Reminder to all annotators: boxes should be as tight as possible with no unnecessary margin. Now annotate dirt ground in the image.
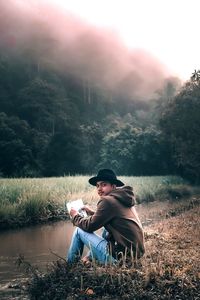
[5,197,200,299]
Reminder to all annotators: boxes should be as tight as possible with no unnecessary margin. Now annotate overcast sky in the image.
[49,0,200,81]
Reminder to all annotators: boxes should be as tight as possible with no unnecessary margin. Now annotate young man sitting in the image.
[67,169,145,265]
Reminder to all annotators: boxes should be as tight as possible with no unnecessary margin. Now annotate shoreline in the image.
[3,197,199,300]
[0,213,70,232]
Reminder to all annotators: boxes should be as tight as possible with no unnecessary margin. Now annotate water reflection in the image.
[0,221,74,284]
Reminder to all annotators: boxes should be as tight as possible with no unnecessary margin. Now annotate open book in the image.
[66,199,87,218]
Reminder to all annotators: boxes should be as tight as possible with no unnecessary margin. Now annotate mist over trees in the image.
[0,1,199,183]
[0,50,199,183]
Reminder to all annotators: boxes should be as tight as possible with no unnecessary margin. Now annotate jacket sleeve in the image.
[72,197,115,233]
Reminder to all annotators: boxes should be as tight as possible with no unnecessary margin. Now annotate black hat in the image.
[89,169,124,187]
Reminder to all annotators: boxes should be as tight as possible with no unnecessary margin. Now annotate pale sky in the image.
[49,0,200,81]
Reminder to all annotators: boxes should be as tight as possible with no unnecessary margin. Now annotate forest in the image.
[0,46,200,183]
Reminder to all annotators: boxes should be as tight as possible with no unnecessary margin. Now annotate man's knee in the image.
[74,227,84,237]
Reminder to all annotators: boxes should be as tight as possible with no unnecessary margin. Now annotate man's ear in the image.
[112,184,116,189]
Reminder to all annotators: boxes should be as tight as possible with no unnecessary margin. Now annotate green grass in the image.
[121,175,189,203]
[0,175,195,229]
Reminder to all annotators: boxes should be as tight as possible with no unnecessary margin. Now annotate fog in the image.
[0,0,172,99]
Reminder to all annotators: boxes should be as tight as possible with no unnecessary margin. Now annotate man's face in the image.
[96,181,116,197]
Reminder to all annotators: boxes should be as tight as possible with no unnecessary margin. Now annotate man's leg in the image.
[102,227,109,239]
[67,227,85,263]
[83,227,109,263]
[67,227,115,264]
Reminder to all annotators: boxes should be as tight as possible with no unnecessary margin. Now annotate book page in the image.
[66,199,87,218]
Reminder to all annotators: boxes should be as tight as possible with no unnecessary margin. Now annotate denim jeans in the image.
[67,227,116,264]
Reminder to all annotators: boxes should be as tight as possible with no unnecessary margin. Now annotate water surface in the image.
[0,221,74,285]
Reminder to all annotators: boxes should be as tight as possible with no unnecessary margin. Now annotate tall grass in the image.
[120,175,189,203]
[0,175,194,228]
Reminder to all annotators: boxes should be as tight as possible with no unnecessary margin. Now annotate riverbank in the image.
[0,176,197,230]
[0,210,69,230]
[10,196,200,300]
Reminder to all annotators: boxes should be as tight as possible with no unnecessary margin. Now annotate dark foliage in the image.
[0,52,199,180]
[159,73,200,183]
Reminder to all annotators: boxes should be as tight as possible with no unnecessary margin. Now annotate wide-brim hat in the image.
[89,169,124,187]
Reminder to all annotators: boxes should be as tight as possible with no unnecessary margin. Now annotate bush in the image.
[166,185,192,201]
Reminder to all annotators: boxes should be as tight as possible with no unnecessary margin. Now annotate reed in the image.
[0,175,193,229]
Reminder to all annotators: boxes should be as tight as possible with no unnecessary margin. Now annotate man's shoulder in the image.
[98,195,116,204]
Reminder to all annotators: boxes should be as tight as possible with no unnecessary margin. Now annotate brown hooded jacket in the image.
[72,186,145,258]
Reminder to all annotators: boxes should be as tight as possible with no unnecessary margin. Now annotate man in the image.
[67,169,145,265]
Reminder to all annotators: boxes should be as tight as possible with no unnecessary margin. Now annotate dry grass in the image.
[142,203,200,298]
[23,196,200,300]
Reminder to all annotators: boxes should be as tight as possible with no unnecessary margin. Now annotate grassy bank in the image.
[17,196,200,300]
[0,175,197,230]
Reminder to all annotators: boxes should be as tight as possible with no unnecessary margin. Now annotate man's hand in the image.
[69,208,78,218]
[82,205,95,215]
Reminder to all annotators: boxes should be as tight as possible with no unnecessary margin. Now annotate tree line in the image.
[0,53,199,183]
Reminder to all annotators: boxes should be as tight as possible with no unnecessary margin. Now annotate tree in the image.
[99,120,170,175]
[80,122,103,173]
[159,71,200,183]
[17,77,73,133]
[0,113,39,176]
[43,124,83,176]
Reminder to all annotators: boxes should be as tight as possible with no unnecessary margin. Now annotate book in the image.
[66,198,87,218]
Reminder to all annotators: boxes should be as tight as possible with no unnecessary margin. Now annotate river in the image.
[0,221,75,286]
[0,202,151,288]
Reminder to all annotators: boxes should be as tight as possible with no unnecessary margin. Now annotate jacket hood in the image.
[109,186,136,207]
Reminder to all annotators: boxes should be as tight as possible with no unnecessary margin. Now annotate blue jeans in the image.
[67,227,116,264]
